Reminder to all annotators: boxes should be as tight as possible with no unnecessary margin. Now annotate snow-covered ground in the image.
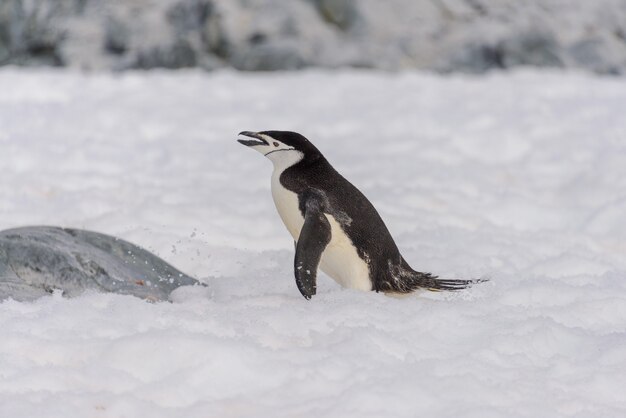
[1,68,625,417]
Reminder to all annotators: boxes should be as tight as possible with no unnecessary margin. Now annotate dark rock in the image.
[201,15,229,59]
[443,29,562,73]
[0,226,203,302]
[0,0,65,66]
[104,16,129,55]
[569,37,623,74]
[133,39,197,69]
[444,41,505,73]
[311,0,359,31]
[248,32,268,45]
[162,0,229,65]
[231,40,307,71]
[498,30,562,68]
[167,0,214,34]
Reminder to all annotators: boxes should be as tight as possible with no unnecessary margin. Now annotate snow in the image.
[1,67,626,417]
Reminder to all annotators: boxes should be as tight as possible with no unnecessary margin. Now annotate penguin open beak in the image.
[237,131,269,147]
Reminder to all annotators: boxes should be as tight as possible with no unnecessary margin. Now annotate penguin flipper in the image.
[294,199,331,300]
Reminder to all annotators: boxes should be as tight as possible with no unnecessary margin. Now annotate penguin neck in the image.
[268,150,305,173]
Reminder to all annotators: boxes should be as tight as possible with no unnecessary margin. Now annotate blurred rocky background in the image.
[1,0,626,74]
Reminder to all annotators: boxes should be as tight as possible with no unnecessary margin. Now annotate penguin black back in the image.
[282,151,467,293]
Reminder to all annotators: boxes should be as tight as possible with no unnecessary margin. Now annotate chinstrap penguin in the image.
[237,130,482,299]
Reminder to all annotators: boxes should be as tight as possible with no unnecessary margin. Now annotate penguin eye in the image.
[273,142,279,147]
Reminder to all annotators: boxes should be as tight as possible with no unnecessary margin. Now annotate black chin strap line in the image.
[264,148,295,157]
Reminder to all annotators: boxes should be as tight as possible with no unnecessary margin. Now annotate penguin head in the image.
[237,131,321,167]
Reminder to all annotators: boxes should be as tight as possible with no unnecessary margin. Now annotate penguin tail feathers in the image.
[406,271,487,293]
[381,262,488,294]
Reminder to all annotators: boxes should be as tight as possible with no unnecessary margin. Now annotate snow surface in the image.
[1,68,626,417]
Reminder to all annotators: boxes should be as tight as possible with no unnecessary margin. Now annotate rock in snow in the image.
[1,0,626,74]
[0,226,202,302]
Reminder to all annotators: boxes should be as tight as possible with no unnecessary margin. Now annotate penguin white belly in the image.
[271,173,305,239]
[271,174,371,291]
[318,215,372,291]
